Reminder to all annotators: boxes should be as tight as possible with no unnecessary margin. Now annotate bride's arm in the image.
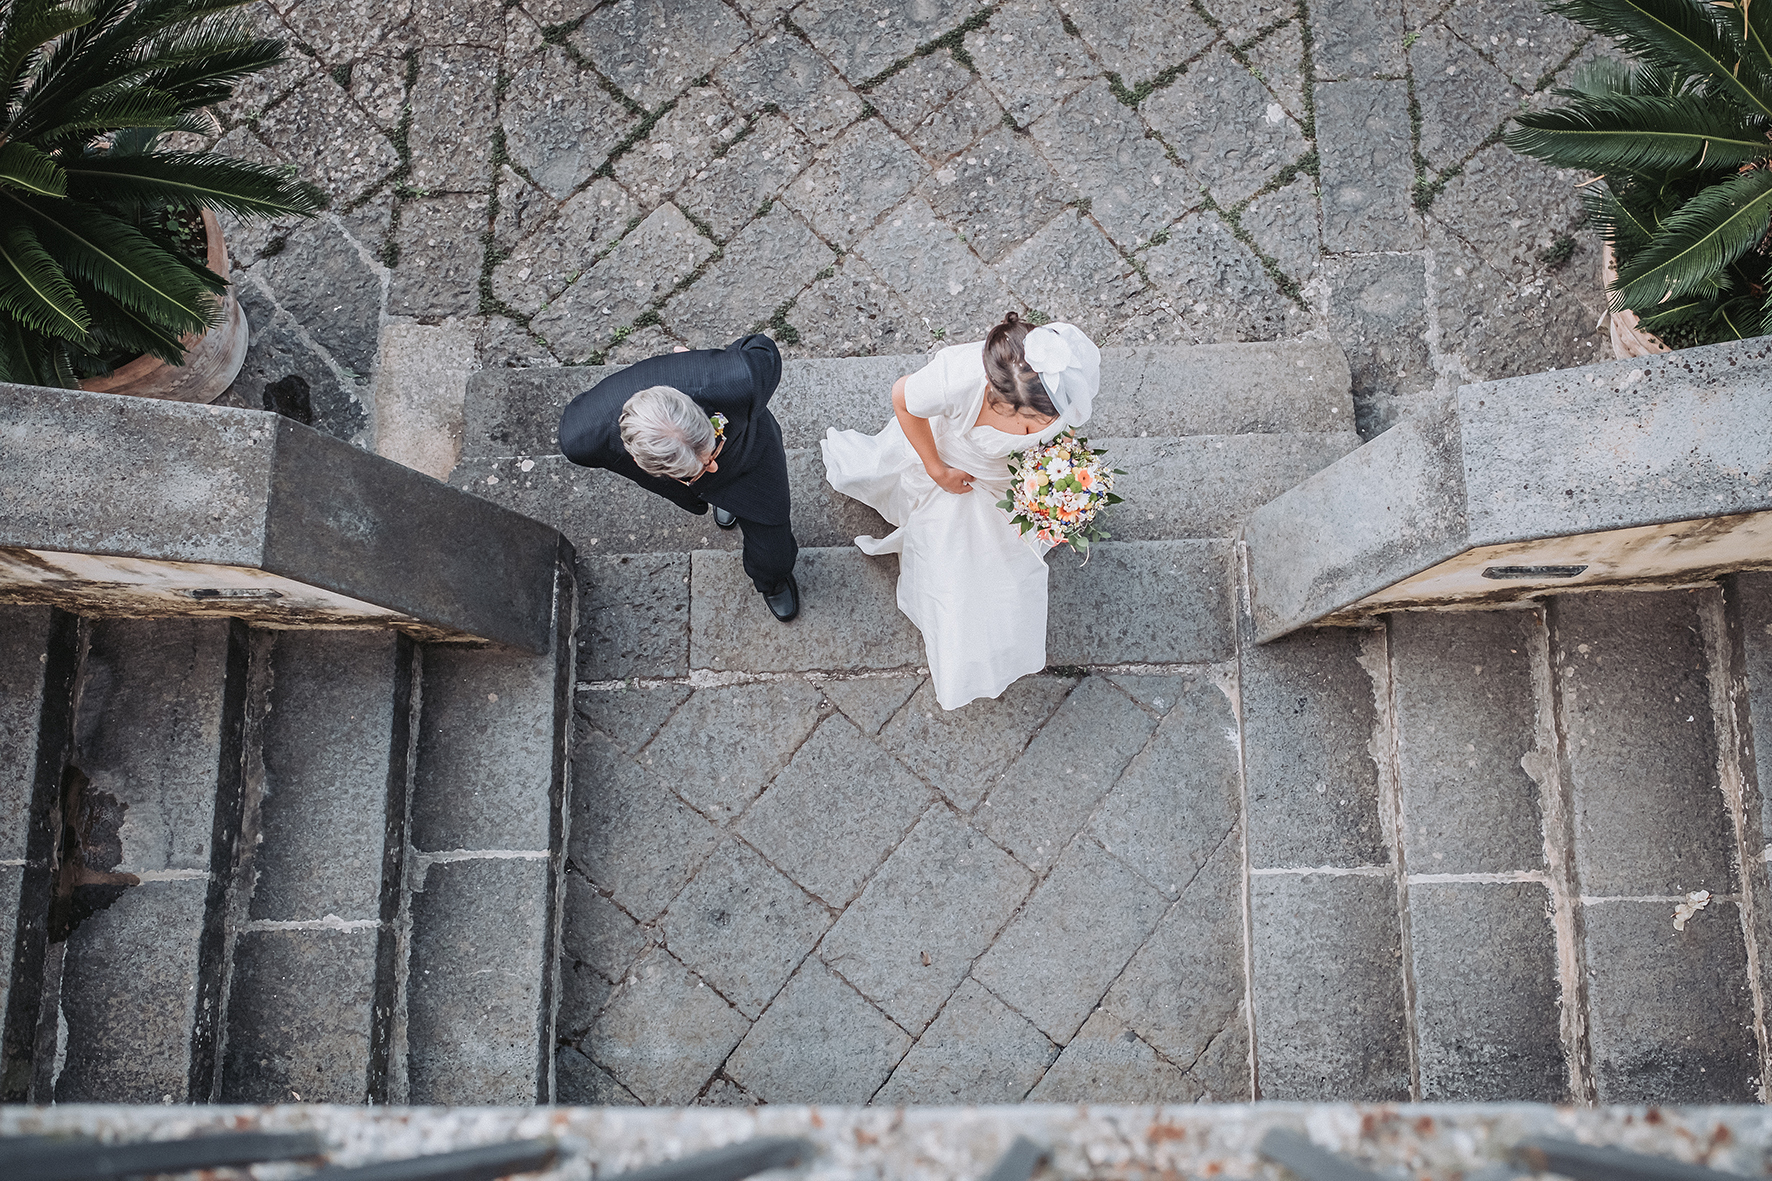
[892,376,975,494]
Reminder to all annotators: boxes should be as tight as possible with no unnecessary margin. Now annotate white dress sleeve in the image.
[901,343,983,421]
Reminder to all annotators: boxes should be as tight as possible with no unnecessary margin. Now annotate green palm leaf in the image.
[1723,0,1772,80]
[0,140,67,196]
[0,0,93,100]
[1507,93,1772,172]
[141,39,284,106]
[1550,0,1772,120]
[29,83,185,142]
[1614,166,1772,306]
[0,314,61,386]
[0,221,89,340]
[69,151,324,218]
[1585,183,1660,250]
[1634,292,1721,327]
[8,193,216,331]
[75,280,192,364]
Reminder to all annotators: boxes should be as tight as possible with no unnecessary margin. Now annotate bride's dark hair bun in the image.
[983,311,1057,418]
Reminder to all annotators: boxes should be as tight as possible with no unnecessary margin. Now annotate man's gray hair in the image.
[620,385,717,479]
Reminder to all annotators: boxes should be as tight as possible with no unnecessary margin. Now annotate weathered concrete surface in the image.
[1250,872,1410,1101]
[220,928,378,1103]
[52,618,243,1105]
[253,630,404,922]
[460,342,1355,460]
[1246,339,1772,639]
[1389,610,1547,874]
[406,857,552,1104]
[0,384,569,652]
[19,1104,1772,1181]
[1555,590,1735,899]
[1408,882,1566,1102]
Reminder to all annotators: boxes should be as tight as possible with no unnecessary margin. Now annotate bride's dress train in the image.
[820,341,1072,711]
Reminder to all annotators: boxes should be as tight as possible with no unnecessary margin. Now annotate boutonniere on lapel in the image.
[710,412,728,442]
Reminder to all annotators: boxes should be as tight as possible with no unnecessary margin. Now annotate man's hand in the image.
[929,463,976,495]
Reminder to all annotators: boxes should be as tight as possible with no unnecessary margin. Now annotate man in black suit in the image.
[558,333,799,621]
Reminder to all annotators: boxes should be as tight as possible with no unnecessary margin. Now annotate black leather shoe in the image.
[713,506,738,530]
[763,574,799,623]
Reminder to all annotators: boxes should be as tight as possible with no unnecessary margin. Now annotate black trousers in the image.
[734,515,798,594]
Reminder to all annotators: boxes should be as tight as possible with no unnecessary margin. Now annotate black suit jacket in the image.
[557,334,790,527]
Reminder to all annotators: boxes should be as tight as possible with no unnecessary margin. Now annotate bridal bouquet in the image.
[998,430,1123,555]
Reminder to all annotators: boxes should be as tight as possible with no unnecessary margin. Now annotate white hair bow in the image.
[1024,322,1101,428]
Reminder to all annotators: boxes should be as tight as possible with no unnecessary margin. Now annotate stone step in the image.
[462,339,1355,459]
[219,629,416,1104]
[452,433,1362,563]
[1385,609,1568,1102]
[402,555,576,1104]
[0,606,78,1100]
[579,540,1235,682]
[1549,588,1760,1104]
[1237,612,1411,1101]
[51,617,254,1103]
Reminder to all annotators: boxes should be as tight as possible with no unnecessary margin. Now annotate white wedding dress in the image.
[821,341,1075,711]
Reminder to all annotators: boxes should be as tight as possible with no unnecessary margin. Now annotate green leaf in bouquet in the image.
[1104,492,1124,504]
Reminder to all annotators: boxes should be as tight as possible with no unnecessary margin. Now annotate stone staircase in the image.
[0,576,574,1103]
[3,341,1767,1106]
[451,342,1772,1105]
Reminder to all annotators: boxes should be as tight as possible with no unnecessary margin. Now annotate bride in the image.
[821,312,1101,711]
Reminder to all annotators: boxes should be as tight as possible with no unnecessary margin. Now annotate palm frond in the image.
[1585,183,1660,250]
[1613,166,1772,306]
[75,279,194,364]
[0,313,64,386]
[1508,93,1772,173]
[69,150,325,218]
[0,221,90,340]
[1558,54,1637,98]
[0,140,67,196]
[1634,292,1723,327]
[0,0,93,101]
[13,194,217,331]
[1549,0,1772,120]
[28,82,185,144]
[1719,0,1772,81]
[143,39,284,106]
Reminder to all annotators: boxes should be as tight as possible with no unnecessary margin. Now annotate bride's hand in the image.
[929,463,976,494]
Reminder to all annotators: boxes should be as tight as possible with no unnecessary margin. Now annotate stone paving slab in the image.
[459,341,1355,463]
[725,959,912,1103]
[1239,621,1387,869]
[220,929,378,1103]
[405,856,551,1104]
[1555,590,1736,898]
[975,676,1157,873]
[737,714,933,907]
[1026,1009,1201,1104]
[1408,881,1566,1103]
[657,839,830,1019]
[1250,871,1410,1101]
[1388,610,1548,875]
[873,979,1057,1105]
[1582,899,1759,1104]
[1101,832,1247,1082]
[819,807,1033,1036]
[971,838,1169,1044]
[588,948,751,1105]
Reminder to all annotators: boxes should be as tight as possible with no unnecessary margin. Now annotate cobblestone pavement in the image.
[204,0,1622,1106]
[563,668,1250,1105]
[213,0,1609,444]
